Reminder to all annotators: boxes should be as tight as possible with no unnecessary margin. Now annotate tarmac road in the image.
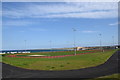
[1,50,120,78]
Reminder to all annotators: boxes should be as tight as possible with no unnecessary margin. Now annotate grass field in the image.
[2,49,118,70]
[89,73,120,80]
[0,55,2,62]
[99,73,119,78]
[14,50,94,57]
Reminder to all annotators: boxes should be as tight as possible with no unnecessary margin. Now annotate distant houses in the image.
[1,51,31,54]
[76,45,119,51]
[0,53,5,54]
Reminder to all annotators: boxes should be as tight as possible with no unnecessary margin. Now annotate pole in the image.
[50,40,52,52]
[99,34,102,52]
[72,28,76,55]
[112,36,114,49]
[25,40,26,52]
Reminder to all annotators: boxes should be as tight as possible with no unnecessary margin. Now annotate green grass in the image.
[99,74,120,78]
[16,50,93,56]
[88,73,120,80]
[2,49,118,70]
[0,55,2,62]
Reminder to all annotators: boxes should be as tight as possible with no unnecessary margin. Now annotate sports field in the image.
[2,49,118,70]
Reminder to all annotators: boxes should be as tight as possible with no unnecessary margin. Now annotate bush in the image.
[60,65,64,67]
[51,67,55,69]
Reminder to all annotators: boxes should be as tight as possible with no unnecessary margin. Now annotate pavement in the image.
[1,50,120,78]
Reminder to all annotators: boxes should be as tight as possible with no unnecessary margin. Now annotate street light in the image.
[112,36,114,49]
[49,40,52,52]
[24,40,27,52]
[72,28,77,55]
[99,34,102,51]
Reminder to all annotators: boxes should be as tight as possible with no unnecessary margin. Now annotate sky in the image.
[2,2,118,50]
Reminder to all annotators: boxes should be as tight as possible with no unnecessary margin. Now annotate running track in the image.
[1,50,120,78]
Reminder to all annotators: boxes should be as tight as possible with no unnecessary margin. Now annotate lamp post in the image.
[49,40,52,52]
[72,28,76,55]
[24,40,27,52]
[112,36,114,49]
[99,34,102,52]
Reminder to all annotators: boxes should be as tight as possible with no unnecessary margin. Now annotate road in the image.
[1,50,120,78]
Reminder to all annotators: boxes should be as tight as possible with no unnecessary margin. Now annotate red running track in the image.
[6,52,95,58]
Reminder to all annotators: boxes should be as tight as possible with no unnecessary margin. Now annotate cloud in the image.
[109,22,120,26]
[38,11,117,18]
[19,31,25,32]
[3,20,34,26]
[29,28,47,32]
[3,2,118,19]
[82,30,98,33]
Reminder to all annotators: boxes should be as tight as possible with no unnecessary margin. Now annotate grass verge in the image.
[88,73,120,80]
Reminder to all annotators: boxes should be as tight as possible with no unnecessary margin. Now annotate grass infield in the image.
[2,49,118,70]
